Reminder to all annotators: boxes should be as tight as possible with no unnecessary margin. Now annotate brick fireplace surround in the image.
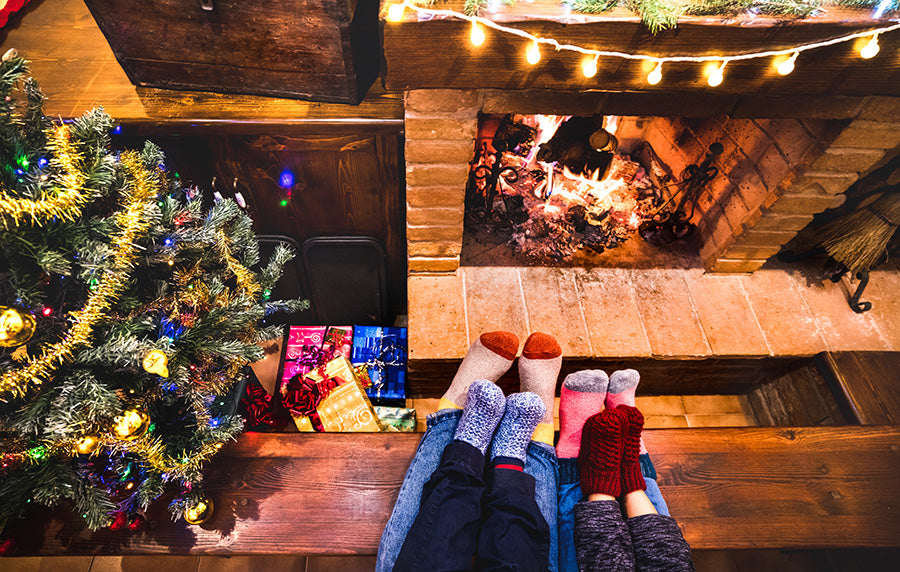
[404,89,900,361]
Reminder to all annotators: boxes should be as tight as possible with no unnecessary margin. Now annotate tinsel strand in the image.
[0,151,161,399]
[0,125,89,226]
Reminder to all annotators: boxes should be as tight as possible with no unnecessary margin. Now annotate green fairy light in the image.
[263,289,272,300]
[279,199,288,207]
[27,445,47,460]
[16,155,29,169]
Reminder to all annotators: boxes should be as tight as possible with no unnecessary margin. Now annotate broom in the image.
[817,190,900,274]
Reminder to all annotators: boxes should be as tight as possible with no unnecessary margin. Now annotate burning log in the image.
[536,115,615,179]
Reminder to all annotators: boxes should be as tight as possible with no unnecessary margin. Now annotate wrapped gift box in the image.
[351,326,408,405]
[284,356,382,433]
[374,406,417,432]
[281,326,353,393]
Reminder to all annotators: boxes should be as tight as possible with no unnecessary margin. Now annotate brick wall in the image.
[405,90,480,273]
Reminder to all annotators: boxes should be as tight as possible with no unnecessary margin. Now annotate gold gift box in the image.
[290,356,382,432]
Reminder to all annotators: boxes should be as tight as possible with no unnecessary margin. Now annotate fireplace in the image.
[405,90,869,274]
[388,7,900,361]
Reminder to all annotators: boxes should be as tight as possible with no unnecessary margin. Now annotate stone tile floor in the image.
[409,263,900,360]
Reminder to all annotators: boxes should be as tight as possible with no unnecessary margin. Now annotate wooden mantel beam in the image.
[382,1,900,96]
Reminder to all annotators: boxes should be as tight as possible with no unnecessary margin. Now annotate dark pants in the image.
[574,501,694,572]
[394,440,551,572]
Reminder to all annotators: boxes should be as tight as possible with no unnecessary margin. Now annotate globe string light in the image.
[387,0,900,86]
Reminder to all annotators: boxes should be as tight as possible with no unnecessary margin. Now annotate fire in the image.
[561,166,624,202]
[525,115,569,164]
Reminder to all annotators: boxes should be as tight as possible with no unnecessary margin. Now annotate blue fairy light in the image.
[164,237,174,247]
[113,125,122,134]
[279,169,294,188]
[37,158,48,168]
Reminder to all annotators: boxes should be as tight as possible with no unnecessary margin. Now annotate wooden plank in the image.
[383,2,900,96]
[9,426,900,554]
[819,352,900,424]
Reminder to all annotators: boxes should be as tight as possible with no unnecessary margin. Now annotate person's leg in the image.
[640,454,670,517]
[620,404,694,572]
[555,370,608,572]
[376,333,518,572]
[517,332,564,572]
[393,380,506,572]
[574,407,635,572]
[477,392,549,572]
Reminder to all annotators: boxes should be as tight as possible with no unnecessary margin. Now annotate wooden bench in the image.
[10,425,900,555]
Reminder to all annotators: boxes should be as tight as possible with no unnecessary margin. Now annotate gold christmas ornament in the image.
[142,349,169,377]
[75,435,100,455]
[184,497,214,525]
[0,307,35,347]
[112,409,149,441]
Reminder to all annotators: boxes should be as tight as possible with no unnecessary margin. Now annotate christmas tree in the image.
[0,53,305,534]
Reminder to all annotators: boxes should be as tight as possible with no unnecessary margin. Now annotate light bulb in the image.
[647,62,663,85]
[470,22,485,46]
[860,35,880,59]
[582,56,598,78]
[708,62,726,87]
[387,3,405,22]
[526,40,541,65]
[777,52,798,75]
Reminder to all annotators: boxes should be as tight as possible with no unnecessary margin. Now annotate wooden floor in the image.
[5,547,900,571]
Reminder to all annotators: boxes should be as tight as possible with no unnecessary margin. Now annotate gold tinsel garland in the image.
[0,151,161,399]
[0,125,89,226]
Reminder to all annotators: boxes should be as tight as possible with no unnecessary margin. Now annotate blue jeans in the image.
[557,455,669,572]
[377,409,559,572]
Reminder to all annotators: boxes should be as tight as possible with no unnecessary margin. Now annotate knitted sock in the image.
[490,392,546,464]
[578,408,626,498]
[440,331,519,410]
[453,380,506,454]
[619,405,647,494]
[518,333,562,443]
[556,370,609,459]
[606,369,646,454]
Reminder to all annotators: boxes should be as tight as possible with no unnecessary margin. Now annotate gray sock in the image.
[454,380,506,454]
[563,369,609,393]
[490,392,546,463]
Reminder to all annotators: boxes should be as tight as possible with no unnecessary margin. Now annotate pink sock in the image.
[605,369,646,454]
[556,370,608,459]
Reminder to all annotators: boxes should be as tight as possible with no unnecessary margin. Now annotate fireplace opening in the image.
[462,113,713,268]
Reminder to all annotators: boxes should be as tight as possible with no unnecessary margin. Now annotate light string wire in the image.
[396,0,900,64]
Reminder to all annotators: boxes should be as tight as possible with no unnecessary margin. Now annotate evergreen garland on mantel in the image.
[448,0,899,34]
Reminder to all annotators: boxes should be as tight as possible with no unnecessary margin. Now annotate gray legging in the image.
[574,501,695,572]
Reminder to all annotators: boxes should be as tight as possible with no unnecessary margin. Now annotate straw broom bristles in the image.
[818,191,900,274]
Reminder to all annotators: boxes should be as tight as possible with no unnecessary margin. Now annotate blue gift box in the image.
[351,326,408,404]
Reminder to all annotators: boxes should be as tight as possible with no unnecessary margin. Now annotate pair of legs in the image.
[561,374,694,572]
[555,369,671,572]
[377,332,562,572]
[394,380,549,571]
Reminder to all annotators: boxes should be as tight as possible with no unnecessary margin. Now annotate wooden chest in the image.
[84,0,380,104]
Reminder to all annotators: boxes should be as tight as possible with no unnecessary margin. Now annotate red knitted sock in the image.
[578,407,625,498]
[618,405,647,494]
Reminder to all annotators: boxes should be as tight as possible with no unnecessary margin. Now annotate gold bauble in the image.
[142,349,169,377]
[112,409,149,441]
[75,435,100,455]
[184,497,214,525]
[0,307,35,347]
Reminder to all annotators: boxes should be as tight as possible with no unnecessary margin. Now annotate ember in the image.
[465,114,675,262]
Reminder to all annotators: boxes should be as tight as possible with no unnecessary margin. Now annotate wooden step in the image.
[11,426,900,555]
[819,352,900,425]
